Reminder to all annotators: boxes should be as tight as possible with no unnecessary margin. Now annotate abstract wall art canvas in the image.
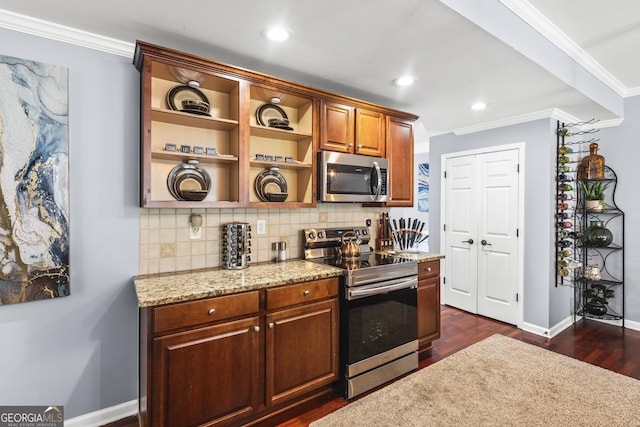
[0,55,69,305]
[417,163,429,212]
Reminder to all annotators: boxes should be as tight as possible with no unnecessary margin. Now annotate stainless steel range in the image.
[303,226,418,399]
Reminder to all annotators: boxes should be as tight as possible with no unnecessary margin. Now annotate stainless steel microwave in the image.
[318,151,389,202]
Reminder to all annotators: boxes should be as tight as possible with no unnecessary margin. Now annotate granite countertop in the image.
[389,251,444,263]
[134,259,344,307]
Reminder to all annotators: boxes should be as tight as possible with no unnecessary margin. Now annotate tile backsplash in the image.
[139,204,388,274]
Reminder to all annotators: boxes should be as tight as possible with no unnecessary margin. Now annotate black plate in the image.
[180,109,211,116]
[167,84,210,112]
[256,103,288,126]
[167,162,211,201]
[255,168,288,202]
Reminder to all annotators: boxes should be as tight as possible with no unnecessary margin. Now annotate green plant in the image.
[583,283,614,307]
[580,180,609,201]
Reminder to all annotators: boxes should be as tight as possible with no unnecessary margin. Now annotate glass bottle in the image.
[558,249,572,258]
[577,143,605,179]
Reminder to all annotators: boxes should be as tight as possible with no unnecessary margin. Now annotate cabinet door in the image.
[152,317,260,427]
[355,108,385,157]
[386,116,414,206]
[265,298,339,406]
[418,276,441,353]
[320,100,354,153]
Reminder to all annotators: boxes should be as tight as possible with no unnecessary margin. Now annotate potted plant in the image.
[583,283,614,316]
[580,180,609,212]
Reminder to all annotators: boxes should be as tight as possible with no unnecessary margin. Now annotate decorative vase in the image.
[577,142,605,180]
[586,302,607,316]
[586,199,605,212]
[585,220,613,247]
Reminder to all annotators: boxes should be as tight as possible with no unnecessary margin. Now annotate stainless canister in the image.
[221,222,252,269]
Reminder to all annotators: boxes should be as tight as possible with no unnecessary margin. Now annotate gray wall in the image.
[430,119,568,330]
[596,95,640,323]
[0,28,140,417]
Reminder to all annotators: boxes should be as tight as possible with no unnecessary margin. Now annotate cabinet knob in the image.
[348,143,353,148]
[268,322,275,329]
[253,325,260,332]
[208,308,216,315]
[357,144,363,148]
[303,290,310,296]
[425,267,431,272]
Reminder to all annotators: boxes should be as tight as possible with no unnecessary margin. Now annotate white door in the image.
[443,155,478,313]
[443,147,522,326]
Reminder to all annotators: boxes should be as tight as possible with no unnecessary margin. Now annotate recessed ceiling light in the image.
[263,26,293,42]
[471,101,487,111]
[394,75,415,87]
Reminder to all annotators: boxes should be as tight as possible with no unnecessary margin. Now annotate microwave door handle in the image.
[371,161,382,200]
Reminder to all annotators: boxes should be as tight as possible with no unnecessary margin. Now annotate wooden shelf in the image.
[152,108,238,131]
[250,159,311,170]
[250,125,312,141]
[151,150,238,163]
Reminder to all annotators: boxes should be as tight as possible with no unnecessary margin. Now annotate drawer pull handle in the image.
[425,267,432,272]
[253,326,260,332]
[268,322,275,329]
[303,290,310,296]
[208,308,216,315]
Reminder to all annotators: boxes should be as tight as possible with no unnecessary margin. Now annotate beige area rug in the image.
[310,334,640,426]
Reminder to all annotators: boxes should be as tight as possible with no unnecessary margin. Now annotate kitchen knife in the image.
[392,218,399,249]
[415,222,425,247]
[411,218,418,248]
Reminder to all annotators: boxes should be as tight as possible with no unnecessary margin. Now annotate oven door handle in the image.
[347,276,418,300]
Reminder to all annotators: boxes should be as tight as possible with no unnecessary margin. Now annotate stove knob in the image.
[308,232,316,239]
[362,229,368,236]
[355,230,361,235]
[317,231,324,238]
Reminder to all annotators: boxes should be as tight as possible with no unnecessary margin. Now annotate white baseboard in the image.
[624,318,640,332]
[65,399,137,427]
[548,315,575,338]
[521,321,550,337]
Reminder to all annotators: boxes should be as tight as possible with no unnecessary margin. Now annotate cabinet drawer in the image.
[153,291,260,334]
[266,278,339,311]
[418,260,440,280]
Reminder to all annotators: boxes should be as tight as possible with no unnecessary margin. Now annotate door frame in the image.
[439,142,525,328]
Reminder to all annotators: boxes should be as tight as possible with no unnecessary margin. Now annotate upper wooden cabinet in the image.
[355,108,385,157]
[386,116,415,207]
[134,41,417,208]
[320,100,385,157]
[320,101,354,153]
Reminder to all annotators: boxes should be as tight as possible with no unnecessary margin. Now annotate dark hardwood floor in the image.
[105,305,640,427]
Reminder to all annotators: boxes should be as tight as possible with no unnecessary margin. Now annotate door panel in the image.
[444,156,477,313]
[477,149,519,324]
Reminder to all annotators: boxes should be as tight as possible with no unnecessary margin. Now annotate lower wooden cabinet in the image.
[139,279,339,427]
[266,298,339,406]
[152,317,261,427]
[417,260,441,357]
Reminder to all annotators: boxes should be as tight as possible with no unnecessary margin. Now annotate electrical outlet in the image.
[190,226,202,239]
[365,218,372,227]
[256,219,266,235]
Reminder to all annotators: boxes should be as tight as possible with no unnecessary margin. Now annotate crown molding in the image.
[452,108,572,135]
[0,8,134,58]
[452,108,622,136]
[499,0,633,98]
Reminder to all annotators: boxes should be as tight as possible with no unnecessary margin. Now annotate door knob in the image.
[481,240,492,246]
[462,239,474,244]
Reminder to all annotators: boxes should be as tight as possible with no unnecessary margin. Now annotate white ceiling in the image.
[1,0,638,141]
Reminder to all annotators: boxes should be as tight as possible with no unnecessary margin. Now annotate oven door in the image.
[342,276,418,369]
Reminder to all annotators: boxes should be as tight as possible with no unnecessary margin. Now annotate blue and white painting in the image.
[418,163,429,212]
[0,55,69,305]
